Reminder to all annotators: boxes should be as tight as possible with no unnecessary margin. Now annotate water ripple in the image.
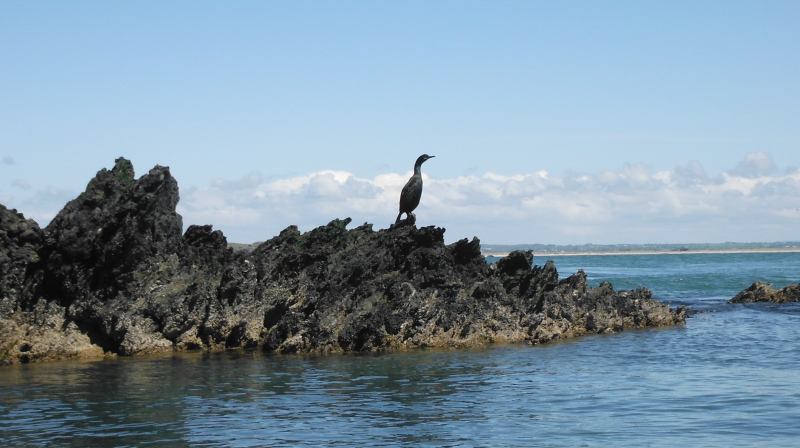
[3,253,800,447]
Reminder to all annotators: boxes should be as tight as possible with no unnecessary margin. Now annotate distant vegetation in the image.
[228,242,264,253]
[481,241,800,254]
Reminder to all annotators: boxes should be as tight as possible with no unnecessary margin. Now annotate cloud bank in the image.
[5,152,798,245]
[174,152,800,244]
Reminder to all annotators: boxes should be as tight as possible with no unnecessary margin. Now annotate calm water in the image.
[2,252,799,447]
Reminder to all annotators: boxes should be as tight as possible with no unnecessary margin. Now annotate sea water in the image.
[1,252,799,447]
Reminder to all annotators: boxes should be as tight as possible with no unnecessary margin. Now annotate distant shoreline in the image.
[230,242,800,257]
[482,247,800,258]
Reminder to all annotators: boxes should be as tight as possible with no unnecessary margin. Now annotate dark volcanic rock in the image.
[0,205,43,317]
[33,157,188,356]
[0,205,104,363]
[0,158,687,365]
[730,281,800,303]
[40,157,183,308]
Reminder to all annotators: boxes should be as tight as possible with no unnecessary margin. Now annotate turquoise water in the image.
[2,253,799,447]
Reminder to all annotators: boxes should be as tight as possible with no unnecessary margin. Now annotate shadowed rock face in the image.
[0,206,105,363]
[39,157,183,308]
[0,205,44,318]
[730,281,800,303]
[0,159,686,365]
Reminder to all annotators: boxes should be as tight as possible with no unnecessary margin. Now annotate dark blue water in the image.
[2,253,799,447]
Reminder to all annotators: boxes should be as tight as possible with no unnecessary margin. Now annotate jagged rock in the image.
[0,207,102,363]
[0,205,43,316]
[0,158,687,365]
[39,157,183,306]
[730,281,800,303]
[496,250,533,276]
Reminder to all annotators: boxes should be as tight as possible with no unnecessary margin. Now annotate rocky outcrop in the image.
[1,206,102,363]
[38,157,183,311]
[730,281,800,303]
[0,204,43,317]
[0,158,686,365]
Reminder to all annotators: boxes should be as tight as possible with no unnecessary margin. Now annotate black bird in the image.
[396,154,435,224]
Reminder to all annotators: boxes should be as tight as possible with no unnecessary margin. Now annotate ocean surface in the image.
[2,252,799,447]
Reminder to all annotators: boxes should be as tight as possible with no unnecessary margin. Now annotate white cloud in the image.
[671,160,711,187]
[5,151,798,245]
[175,151,800,245]
[728,151,777,178]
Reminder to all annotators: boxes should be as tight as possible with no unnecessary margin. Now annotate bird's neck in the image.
[413,162,423,176]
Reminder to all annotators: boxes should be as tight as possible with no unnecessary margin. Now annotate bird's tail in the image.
[395,212,403,224]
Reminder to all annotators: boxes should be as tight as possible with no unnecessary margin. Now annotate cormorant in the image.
[395,154,435,224]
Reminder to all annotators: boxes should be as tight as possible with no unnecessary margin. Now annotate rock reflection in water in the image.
[3,252,800,447]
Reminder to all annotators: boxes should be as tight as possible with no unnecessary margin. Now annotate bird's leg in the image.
[408,213,416,224]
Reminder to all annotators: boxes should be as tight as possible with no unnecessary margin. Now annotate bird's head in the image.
[416,154,435,165]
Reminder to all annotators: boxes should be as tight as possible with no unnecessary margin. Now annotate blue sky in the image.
[2,1,799,244]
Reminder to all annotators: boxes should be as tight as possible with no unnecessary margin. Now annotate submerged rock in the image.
[730,281,800,303]
[0,159,686,365]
